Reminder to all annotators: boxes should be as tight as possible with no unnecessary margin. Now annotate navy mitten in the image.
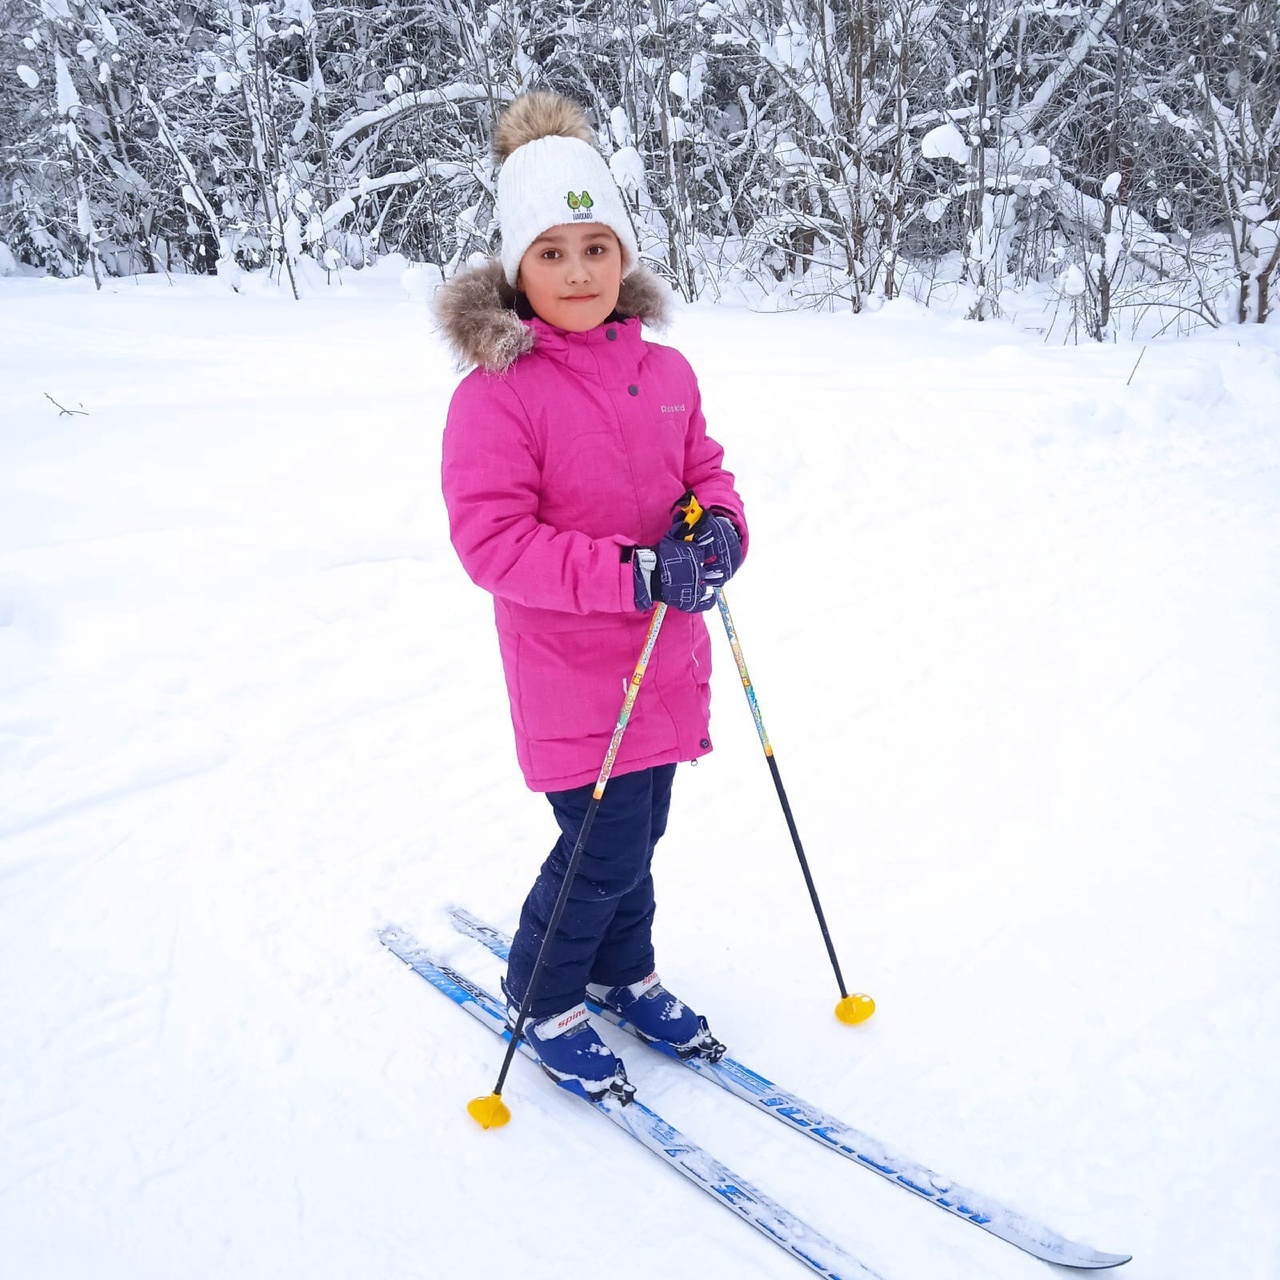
[630,500,743,612]
[631,537,716,612]
[689,508,743,589]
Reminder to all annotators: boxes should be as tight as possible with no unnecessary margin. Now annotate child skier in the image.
[438,91,747,1102]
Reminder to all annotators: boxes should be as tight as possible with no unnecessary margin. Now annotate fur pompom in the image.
[493,91,596,161]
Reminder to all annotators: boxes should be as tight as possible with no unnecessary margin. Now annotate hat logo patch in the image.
[566,190,595,211]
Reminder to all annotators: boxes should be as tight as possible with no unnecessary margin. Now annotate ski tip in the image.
[378,924,411,953]
[1023,1244,1131,1270]
[1078,1252,1132,1270]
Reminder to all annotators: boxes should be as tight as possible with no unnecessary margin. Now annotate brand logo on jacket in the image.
[660,404,686,414]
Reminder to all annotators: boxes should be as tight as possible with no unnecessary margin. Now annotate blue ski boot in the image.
[587,972,726,1062]
[506,991,635,1104]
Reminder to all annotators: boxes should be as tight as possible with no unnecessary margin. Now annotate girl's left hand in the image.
[691,510,743,588]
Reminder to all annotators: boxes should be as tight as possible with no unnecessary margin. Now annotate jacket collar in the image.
[434,258,673,373]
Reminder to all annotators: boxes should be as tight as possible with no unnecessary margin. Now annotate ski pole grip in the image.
[674,490,704,541]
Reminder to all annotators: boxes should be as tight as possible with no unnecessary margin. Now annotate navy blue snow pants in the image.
[506,763,677,1019]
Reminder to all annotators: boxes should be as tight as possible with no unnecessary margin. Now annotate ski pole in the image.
[714,588,876,1025]
[469,502,705,1129]
[467,601,667,1128]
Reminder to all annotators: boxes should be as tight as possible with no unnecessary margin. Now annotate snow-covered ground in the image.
[2,263,1278,1280]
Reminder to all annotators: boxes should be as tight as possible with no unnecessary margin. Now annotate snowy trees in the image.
[1178,0,1280,323]
[2,0,1277,326]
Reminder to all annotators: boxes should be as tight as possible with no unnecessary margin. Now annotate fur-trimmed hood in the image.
[434,258,673,373]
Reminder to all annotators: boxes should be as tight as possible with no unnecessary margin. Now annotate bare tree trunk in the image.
[1097,0,1129,339]
[966,0,991,319]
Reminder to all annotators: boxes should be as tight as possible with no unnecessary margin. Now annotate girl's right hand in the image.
[630,536,717,613]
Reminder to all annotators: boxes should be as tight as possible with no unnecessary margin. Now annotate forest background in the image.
[2,0,1278,336]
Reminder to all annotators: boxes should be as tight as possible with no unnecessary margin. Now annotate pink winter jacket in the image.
[438,262,748,792]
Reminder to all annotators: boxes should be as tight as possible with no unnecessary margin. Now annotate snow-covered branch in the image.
[1003,1,1120,136]
[330,84,497,151]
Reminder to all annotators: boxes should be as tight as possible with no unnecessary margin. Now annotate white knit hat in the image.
[494,92,639,286]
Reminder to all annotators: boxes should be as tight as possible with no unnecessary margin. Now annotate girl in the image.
[438,92,747,1102]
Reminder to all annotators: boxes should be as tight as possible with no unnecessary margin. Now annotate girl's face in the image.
[516,224,623,332]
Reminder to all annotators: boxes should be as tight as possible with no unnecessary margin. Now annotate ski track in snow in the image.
[2,266,1278,1280]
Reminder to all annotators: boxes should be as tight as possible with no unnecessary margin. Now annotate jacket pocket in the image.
[512,624,633,744]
